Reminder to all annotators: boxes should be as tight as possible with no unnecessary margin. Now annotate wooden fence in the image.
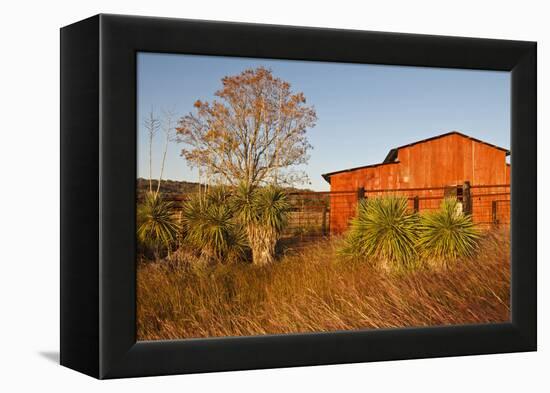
[294,182,510,236]
[140,183,510,248]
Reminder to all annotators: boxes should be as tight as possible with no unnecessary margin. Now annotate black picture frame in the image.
[60,14,537,379]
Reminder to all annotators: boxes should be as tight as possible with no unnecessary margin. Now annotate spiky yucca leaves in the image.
[341,196,419,269]
[232,183,290,265]
[417,198,480,267]
[180,187,246,264]
[137,192,180,257]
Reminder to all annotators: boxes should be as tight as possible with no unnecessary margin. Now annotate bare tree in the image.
[156,109,177,195]
[176,67,317,189]
[143,109,160,193]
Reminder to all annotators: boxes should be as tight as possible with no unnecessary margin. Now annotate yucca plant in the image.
[180,187,246,264]
[232,183,290,265]
[137,192,180,258]
[417,198,480,266]
[341,196,419,269]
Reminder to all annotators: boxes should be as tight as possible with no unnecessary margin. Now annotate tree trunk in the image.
[248,224,277,265]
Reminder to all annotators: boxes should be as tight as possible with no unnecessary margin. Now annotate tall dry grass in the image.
[137,227,510,341]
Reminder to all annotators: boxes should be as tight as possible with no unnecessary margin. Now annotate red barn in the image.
[322,131,510,233]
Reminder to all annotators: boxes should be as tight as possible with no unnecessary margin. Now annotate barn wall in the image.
[328,134,509,234]
[329,163,400,233]
[397,134,508,188]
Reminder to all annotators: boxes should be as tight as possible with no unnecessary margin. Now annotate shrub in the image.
[137,192,180,257]
[180,187,247,264]
[417,198,480,266]
[232,183,290,265]
[341,196,419,269]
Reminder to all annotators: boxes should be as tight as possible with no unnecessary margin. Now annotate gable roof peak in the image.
[382,131,509,163]
[322,130,510,184]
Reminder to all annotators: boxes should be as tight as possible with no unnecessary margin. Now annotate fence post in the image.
[322,204,327,237]
[463,181,472,216]
[357,186,365,203]
[492,200,498,225]
[413,196,419,213]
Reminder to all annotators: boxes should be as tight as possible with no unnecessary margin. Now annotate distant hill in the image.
[137,178,202,196]
[137,178,314,197]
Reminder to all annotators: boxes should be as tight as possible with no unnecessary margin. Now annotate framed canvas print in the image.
[60,14,536,379]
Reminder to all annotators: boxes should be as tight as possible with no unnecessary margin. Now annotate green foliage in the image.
[137,192,180,254]
[232,183,290,231]
[417,198,480,262]
[231,183,256,226]
[180,187,247,263]
[341,196,419,268]
[258,186,291,233]
[232,183,291,265]
[342,196,482,270]
[176,184,290,265]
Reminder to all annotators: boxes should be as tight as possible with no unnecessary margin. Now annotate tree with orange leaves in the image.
[176,67,317,189]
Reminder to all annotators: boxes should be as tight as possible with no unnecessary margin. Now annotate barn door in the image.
[444,185,464,214]
[444,185,464,199]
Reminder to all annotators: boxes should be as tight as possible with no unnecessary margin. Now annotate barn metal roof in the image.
[321,131,510,184]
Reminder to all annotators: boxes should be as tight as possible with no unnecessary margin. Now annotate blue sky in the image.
[137,52,510,191]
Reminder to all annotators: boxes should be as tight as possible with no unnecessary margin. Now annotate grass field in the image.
[137,227,510,341]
